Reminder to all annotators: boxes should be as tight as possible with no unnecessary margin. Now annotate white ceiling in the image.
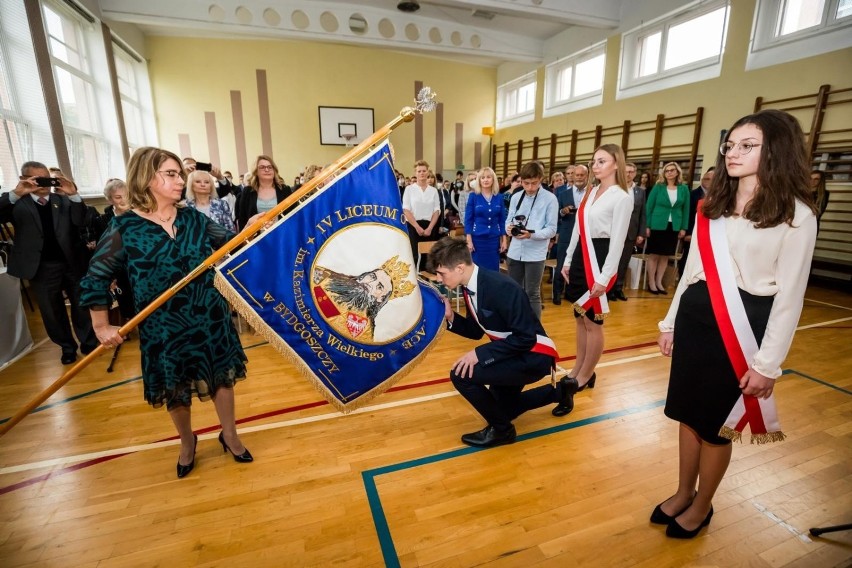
[99,0,625,66]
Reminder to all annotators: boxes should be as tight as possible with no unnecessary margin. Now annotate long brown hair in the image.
[126,147,184,213]
[702,109,817,228]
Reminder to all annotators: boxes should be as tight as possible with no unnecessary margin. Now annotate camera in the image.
[510,214,535,236]
[34,177,61,188]
[195,162,213,172]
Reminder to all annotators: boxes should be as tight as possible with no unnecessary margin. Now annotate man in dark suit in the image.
[0,161,97,364]
[552,164,588,304]
[679,167,715,276]
[430,237,578,447]
[611,162,647,301]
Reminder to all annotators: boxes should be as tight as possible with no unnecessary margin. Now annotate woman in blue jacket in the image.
[644,162,690,293]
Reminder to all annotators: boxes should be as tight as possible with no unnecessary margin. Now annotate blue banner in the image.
[215,141,446,412]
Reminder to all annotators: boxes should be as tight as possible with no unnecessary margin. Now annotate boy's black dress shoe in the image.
[552,376,579,417]
[61,352,77,365]
[615,290,628,301]
[461,425,517,447]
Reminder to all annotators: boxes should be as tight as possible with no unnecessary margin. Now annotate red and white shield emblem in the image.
[346,312,368,338]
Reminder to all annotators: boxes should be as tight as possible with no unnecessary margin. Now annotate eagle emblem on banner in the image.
[213,141,445,412]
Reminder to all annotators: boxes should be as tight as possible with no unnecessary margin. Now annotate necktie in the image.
[37,197,48,206]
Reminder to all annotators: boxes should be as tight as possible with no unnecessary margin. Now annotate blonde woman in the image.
[644,162,690,294]
[554,144,633,416]
[185,170,235,231]
[464,167,507,271]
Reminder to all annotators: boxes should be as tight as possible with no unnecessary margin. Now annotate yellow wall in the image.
[496,0,852,174]
[147,37,496,179]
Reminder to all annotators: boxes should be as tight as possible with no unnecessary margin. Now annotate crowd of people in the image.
[0,109,822,539]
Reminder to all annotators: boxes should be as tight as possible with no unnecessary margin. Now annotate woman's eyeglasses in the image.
[157,170,184,180]
[257,165,274,171]
[720,141,762,156]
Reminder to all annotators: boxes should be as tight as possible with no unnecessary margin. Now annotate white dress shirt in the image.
[564,185,633,285]
[403,184,440,221]
[659,201,817,378]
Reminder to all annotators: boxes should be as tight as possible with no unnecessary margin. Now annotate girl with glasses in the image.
[654,110,817,539]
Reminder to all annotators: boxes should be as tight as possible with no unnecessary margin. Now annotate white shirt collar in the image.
[466,264,480,297]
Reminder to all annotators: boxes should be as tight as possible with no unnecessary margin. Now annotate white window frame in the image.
[496,71,537,129]
[617,0,730,101]
[0,15,32,185]
[113,40,157,151]
[748,0,852,70]
[543,42,606,118]
[42,0,130,198]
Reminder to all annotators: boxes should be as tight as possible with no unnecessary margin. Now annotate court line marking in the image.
[794,316,852,330]
[0,311,846,488]
[362,366,851,568]
[0,351,664,475]
[362,400,668,568]
[804,297,852,312]
[0,340,271,425]
[753,502,812,543]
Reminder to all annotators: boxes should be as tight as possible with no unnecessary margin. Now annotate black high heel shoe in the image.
[218,431,254,463]
[176,434,198,479]
[576,372,597,392]
[666,506,713,539]
[552,376,579,417]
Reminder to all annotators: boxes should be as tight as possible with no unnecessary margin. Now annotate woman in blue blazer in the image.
[644,162,690,294]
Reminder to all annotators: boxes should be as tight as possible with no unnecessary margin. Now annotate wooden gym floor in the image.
[0,280,850,567]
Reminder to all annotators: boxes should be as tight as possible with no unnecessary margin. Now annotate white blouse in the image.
[564,185,633,286]
[659,201,817,378]
[402,184,440,221]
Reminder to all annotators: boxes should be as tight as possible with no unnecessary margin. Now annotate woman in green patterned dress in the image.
[80,147,252,479]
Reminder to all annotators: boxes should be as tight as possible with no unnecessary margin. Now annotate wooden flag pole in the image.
[0,91,436,439]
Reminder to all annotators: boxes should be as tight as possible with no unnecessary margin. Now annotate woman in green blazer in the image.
[644,162,690,293]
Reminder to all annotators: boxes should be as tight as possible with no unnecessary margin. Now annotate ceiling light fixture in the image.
[397,1,421,13]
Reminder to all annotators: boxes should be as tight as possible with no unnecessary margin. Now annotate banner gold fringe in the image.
[718,426,742,443]
[215,272,444,414]
[718,425,786,444]
[572,303,609,321]
[751,431,786,445]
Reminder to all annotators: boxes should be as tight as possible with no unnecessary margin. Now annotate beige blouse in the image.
[659,201,817,378]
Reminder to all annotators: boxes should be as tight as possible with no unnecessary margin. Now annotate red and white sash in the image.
[695,208,784,444]
[462,289,559,362]
[573,186,617,320]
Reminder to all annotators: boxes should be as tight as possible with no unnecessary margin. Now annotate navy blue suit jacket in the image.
[448,267,549,368]
[556,185,579,244]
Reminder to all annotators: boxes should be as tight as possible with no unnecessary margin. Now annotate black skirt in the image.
[664,280,774,444]
[647,223,679,255]
[565,238,609,325]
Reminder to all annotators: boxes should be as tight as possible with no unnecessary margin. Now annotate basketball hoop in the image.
[341,133,356,147]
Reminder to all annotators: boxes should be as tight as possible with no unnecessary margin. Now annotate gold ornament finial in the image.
[381,255,416,299]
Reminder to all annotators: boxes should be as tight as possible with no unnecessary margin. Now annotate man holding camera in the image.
[0,161,97,364]
[552,164,588,305]
[505,161,558,318]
